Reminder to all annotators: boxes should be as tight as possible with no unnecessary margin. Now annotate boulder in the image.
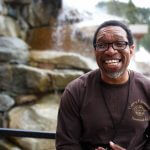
[0,139,21,150]
[24,0,61,27]
[0,16,21,37]
[30,50,97,71]
[15,94,38,105]
[0,64,51,94]
[0,47,29,64]
[0,64,83,94]
[47,69,84,90]
[26,26,55,50]
[8,94,60,150]
[0,36,29,64]
[0,94,15,112]
[0,36,29,50]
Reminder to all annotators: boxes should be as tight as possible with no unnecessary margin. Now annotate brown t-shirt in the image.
[56,69,150,150]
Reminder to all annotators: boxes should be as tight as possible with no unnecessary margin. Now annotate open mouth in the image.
[104,59,121,65]
[103,59,122,71]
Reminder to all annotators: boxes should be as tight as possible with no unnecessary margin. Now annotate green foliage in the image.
[97,0,150,51]
[126,0,139,24]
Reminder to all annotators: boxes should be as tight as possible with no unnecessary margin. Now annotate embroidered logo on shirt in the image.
[129,99,150,121]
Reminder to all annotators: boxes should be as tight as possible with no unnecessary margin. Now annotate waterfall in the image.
[59,0,122,26]
[54,0,150,74]
[52,0,123,55]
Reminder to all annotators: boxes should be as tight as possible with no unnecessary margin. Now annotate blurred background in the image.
[0,0,150,149]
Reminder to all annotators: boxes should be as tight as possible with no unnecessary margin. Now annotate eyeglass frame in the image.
[94,41,129,51]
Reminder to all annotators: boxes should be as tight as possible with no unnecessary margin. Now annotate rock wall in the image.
[1,1,150,149]
[0,0,97,149]
[0,38,98,150]
[1,0,62,39]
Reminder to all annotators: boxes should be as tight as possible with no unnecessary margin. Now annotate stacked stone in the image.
[0,37,98,149]
[0,0,98,149]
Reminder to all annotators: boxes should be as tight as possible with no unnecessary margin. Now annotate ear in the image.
[129,44,135,57]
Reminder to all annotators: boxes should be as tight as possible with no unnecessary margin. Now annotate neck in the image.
[101,70,130,84]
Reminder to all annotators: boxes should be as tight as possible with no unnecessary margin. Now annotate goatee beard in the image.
[106,70,124,79]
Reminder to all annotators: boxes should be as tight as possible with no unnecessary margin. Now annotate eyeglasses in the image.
[94,41,129,51]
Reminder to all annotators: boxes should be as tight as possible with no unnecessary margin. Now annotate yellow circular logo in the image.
[130,100,150,121]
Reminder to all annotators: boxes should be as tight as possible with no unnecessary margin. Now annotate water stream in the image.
[52,0,123,58]
[53,0,150,75]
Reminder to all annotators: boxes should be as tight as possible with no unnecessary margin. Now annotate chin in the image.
[106,70,124,79]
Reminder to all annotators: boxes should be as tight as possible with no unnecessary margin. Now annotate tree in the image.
[126,0,139,24]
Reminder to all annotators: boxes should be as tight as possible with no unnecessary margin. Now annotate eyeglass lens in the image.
[95,41,128,51]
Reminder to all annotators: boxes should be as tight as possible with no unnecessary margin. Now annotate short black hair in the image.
[93,20,134,49]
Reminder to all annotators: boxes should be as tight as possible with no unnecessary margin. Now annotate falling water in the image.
[52,0,123,57]
[59,0,102,23]
[52,0,150,76]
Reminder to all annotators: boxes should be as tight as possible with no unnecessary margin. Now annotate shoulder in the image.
[61,69,99,108]
[66,69,99,91]
[131,70,150,88]
[132,70,150,83]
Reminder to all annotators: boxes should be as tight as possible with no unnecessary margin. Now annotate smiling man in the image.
[56,20,150,150]
[94,24,134,84]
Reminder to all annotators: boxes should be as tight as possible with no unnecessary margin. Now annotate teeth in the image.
[105,60,119,64]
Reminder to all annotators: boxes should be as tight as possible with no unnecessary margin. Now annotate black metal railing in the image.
[0,128,56,139]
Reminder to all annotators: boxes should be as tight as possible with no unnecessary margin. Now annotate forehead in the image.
[96,26,128,42]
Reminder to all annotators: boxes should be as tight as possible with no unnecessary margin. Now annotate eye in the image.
[97,43,107,48]
[114,41,126,47]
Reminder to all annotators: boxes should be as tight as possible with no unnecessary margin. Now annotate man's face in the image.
[95,26,134,80]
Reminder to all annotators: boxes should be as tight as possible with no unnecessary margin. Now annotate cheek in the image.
[95,51,102,60]
[95,52,99,61]
[122,53,131,66]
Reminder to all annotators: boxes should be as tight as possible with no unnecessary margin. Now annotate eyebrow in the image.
[97,35,126,42]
